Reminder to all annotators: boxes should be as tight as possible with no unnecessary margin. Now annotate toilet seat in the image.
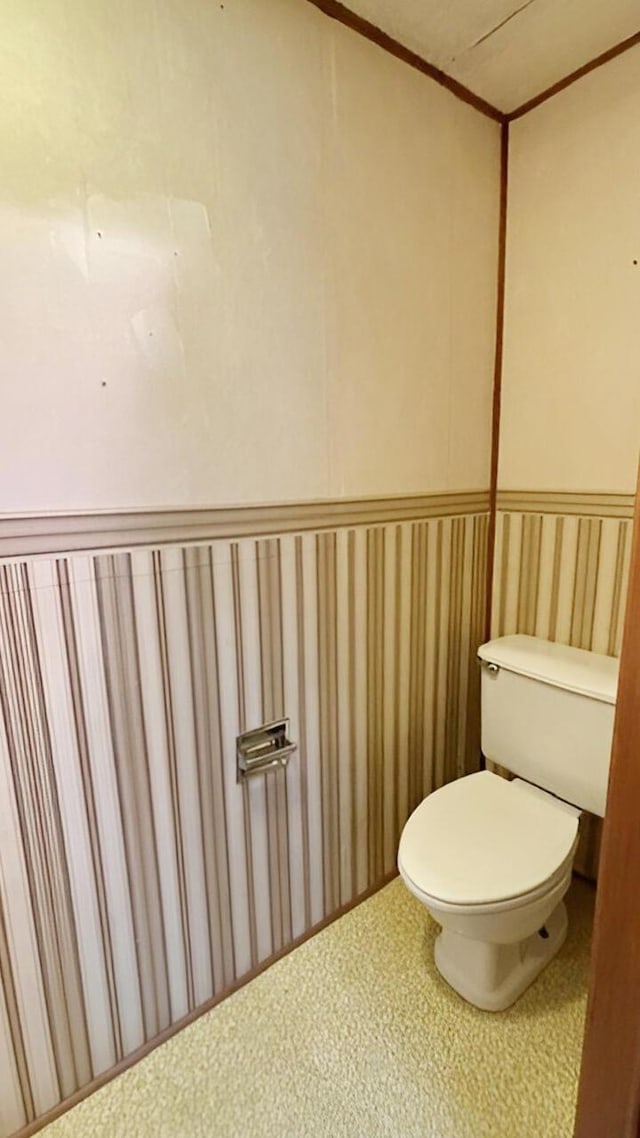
[398,770,579,908]
[400,844,576,918]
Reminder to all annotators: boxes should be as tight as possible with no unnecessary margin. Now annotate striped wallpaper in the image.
[0,503,488,1137]
[491,493,634,878]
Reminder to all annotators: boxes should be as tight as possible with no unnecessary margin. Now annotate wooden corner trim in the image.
[485,120,510,639]
[0,491,490,559]
[573,468,640,1137]
[305,0,505,123]
[508,29,640,121]
[307,0,640,128]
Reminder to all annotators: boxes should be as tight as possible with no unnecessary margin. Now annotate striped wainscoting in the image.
[0,496,488,1137]
[491,491,635,878]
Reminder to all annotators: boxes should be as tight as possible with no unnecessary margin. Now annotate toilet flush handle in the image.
[478,658,500,674]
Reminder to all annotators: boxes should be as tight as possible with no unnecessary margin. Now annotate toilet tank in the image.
[478,635,618,817]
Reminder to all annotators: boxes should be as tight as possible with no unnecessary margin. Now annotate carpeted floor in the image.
[40,876,594,1138]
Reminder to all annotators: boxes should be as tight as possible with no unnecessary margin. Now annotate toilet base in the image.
[433,900,568,1012]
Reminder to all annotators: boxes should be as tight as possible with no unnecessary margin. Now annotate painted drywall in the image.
[500,45,640,493]
[0,0,500,513]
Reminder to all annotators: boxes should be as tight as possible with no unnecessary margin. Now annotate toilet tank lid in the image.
[478,635,618,705]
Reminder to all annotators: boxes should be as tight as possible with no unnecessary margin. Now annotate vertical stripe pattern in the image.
[492,508,632,879]
[0,510,487,1136]
[492,511,631,654]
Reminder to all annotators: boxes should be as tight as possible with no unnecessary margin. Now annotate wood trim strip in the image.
[573,467,640,1138]
[307,0,640,127]
[497,491,636,518]
[509,30,640,121]
[305,0,504,123]
[0,492,490,559]
[484,121,510,641]
[12,869,399,1138]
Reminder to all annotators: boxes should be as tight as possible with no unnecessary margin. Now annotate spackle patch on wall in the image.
[130,306,184,369]
[0,0,499,516]
[0,194,224,509]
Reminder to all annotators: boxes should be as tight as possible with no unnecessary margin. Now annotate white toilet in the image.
[398,634,618,1012]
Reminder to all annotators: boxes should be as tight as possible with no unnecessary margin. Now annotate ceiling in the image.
[344,0,640,113]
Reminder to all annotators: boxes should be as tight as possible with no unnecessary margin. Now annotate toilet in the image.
[398,634,618,1012]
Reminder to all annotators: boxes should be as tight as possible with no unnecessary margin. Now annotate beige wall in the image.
[496,55,640,885]
[500,46,640,493]
[0,0,500,513]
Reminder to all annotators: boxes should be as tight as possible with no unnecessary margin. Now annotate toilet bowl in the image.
[398,770,580,1011]
[397,635,617,1011]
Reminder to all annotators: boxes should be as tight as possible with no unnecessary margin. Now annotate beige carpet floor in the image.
[40,876,594,1138]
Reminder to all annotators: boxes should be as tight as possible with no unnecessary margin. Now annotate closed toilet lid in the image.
[398,771,579,906]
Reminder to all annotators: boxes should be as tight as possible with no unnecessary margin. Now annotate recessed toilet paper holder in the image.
[236,719,296,781]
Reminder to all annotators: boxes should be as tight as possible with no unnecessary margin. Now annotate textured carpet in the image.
[40,876,594,1138]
